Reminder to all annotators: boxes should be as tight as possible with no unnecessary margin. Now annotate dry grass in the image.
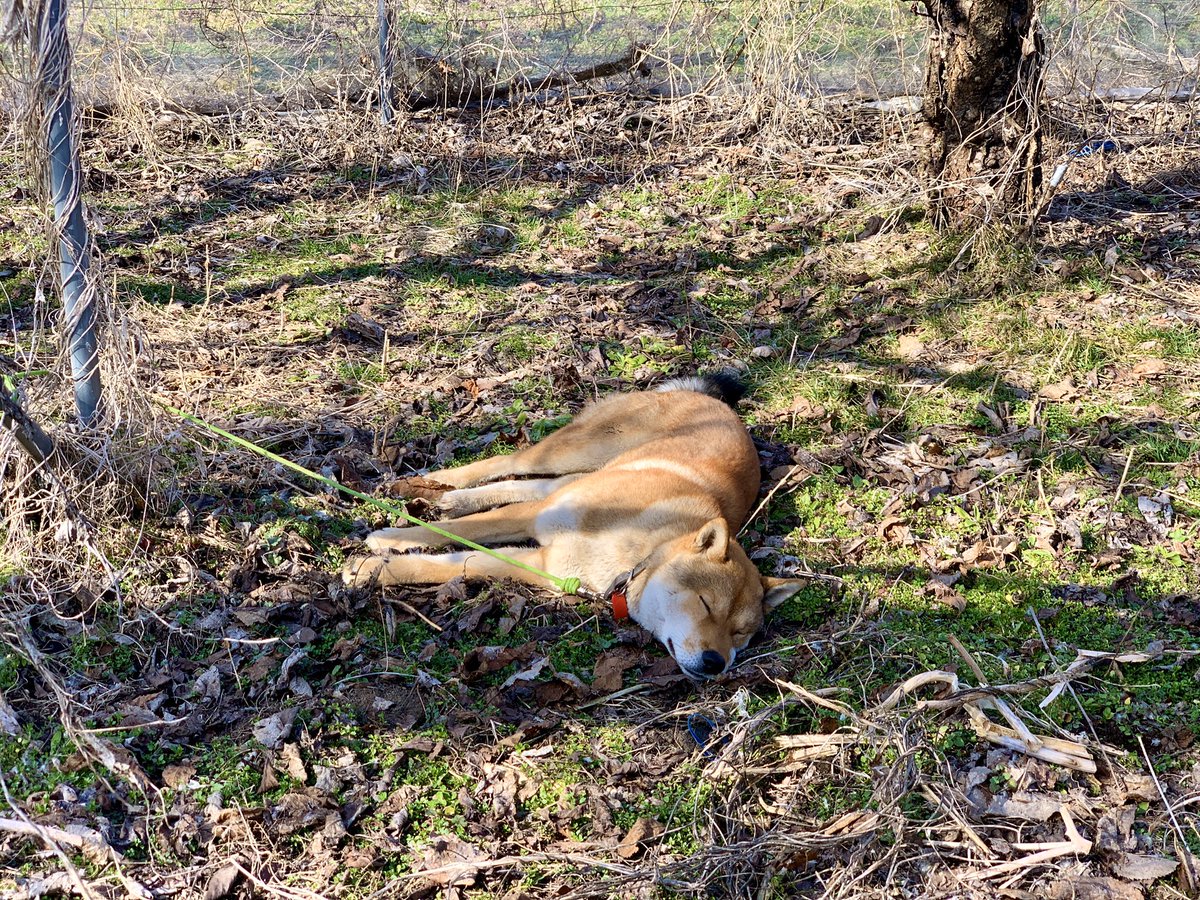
[0,4,1199,896]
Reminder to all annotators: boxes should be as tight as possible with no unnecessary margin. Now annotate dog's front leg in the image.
[426,416,617,487]
[438,474,583,517]
[343,546,549,588]
[364,501,543,553]
[425,453,528,489]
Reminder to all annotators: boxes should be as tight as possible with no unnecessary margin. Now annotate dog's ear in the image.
[761,577,807,609]
[694,518,730,561]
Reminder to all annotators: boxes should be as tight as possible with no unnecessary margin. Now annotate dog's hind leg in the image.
[438,474,583,518]
[426,395,661,488]
[364,501,542,553]
[343,546,550,588]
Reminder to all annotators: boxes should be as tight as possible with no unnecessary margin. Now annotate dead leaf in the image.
[864,389,884,419]
[616,817,663,859]
[279,742,308,782]
[1137,493,1173,534]
[1131,358,1170,379]
[452,595,492,626]
[266,788,335,835]
[344,846,378,868]
[1113,853,1178,882]
[258,757,279,793]
[340,312,386,345]
[788,397,827,420]
[1039,379,1077,401]
[854,214,884,241]
[961,534,1018,569]
[825,327,863,352]
[500,656,550,689]
[415,835,487,886]
[925,575,967,612]
[950,466,980,494]
[877,516,910,544]
[986,791,1062,822]
[192,665,222,703]
[591,647,642,693]
[1046,876,1143,900]
[461,643,536,681]
[897,334,925,359]
[1059,518,1084,549]
[161,764,196,789]
[204,859,243,900]
[1117,775,1156,804]
[252,707,298,750]
[914,469,951,504]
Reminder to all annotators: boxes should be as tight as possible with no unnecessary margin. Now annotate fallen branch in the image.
[963,704,1096,772]
[86,45,653,120]
[0,815,101,852]
[890,644,1190,711]
[877,668,1097,773]
[0,384,55,463]
[965,807,1091,880]
[405,44,649,111]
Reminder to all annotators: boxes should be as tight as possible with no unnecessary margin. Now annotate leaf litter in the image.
[0,92,1197,900]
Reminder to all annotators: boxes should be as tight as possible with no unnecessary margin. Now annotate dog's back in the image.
[564,378,758,528]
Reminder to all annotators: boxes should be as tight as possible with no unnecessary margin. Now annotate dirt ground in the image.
[1,91,1199,899]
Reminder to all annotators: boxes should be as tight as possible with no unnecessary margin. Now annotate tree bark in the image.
[920,0,1045,227]
[0,384,56,464]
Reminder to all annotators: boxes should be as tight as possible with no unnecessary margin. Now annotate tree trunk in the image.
[921,0,1045,227]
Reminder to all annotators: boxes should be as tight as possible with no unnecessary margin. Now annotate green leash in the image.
[160,403,591,599]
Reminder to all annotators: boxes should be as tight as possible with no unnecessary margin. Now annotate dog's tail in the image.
[656,369,747,408]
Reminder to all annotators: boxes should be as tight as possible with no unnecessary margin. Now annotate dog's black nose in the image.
[699,650,726,676]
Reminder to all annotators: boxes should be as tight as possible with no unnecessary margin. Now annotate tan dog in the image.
[343,375,805,679]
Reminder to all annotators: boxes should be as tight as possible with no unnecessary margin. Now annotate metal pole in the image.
[38,0,103,426]
[377,0,393,124]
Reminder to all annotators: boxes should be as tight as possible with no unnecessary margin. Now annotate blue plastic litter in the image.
[687,713,729,759]
[1070,139,1119,158]
[1049,139,1121,189]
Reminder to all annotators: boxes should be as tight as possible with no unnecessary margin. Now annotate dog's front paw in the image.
[435,491,475,519]
[342,555,388,588]
[387,475,454,501]
[364,527,427,554]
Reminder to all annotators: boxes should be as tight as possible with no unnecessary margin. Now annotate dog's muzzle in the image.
[683,650,727,680]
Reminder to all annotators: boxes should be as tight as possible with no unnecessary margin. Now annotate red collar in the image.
[610,587,630,620]
[605,563,646,621]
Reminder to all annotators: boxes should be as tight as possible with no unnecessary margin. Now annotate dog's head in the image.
[631,518,806,680]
